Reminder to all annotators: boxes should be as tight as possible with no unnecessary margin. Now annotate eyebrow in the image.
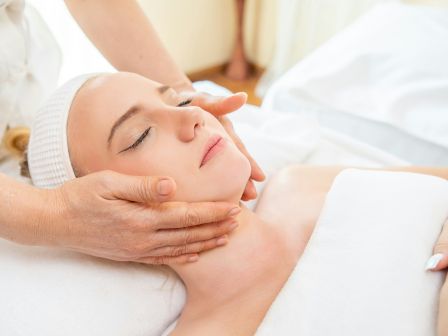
[157,85,171,94]
[107,85,171,148]
[107,105,142,147]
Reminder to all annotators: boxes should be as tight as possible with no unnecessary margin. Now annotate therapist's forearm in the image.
[64,0,193,92]
[0,173,56,246]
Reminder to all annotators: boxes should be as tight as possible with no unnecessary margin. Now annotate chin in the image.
[206,150,252,203]
[174,146,252,203]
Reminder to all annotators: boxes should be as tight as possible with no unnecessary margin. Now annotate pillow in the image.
[0,239,185,336]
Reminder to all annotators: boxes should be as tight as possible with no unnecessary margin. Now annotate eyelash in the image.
[118,99,191,154]
[177,99,192,107]
[119,127,151,153]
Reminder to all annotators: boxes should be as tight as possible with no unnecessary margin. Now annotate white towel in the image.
[256,169,448,336]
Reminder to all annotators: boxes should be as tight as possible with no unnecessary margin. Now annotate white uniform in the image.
[0,0,60,174]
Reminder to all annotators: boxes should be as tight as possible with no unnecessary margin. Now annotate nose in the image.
[175,106,205,142]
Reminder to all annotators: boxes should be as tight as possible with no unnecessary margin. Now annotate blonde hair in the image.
[0,125,30,178]
[2,125,30,157]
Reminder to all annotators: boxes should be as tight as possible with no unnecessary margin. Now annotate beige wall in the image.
[137,0,276,74]
[138,0,448,75]
[245,0,277,68]
[138,0,236,74]
[403,0,448,6]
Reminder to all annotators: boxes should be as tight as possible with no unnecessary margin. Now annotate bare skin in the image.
[64,0,265,201]
[168,165,448,335]
[1,1,264,264]
[54,73,448,334]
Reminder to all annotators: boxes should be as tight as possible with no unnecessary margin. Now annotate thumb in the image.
[191,92,247,117]
[426,218,448,271]
[99,171,177,203]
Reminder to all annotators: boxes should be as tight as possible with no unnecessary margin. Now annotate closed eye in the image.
[118,127,151,154]
[177,99,192,107]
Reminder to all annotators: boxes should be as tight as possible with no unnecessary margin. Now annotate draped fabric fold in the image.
[256,0,398,97]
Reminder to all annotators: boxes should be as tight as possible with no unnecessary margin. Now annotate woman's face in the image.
[67,72,251,203]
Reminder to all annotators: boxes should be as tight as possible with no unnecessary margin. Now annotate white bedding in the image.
[0,81,407,336]
[256,169,448,336]
[0,107,403,336]
[0,240,185,336]
[263,3,448,165]
[1,3,447,334]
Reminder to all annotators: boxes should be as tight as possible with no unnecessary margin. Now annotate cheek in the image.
[110,148,188,178]
[204,113,227,133]
[105,143,198,200]
[69,130,110,176]
[197,144,252,202]
[148,142,251,203]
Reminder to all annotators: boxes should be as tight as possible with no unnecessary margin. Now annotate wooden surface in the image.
[189,65,264,106]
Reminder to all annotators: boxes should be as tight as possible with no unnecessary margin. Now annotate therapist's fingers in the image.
[147,235,229,258]
[219,116,265,183]
[182,91,247,116]
[218,116,265,201]
[157,218,238,246]
[152,202,240,230]
[96,170,177,203]
[241,180,257,201]
[426,218,448,271]
[138,254,201,265]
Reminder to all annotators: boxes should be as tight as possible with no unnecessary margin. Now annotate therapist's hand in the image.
[427,218,448,271]
[179,91,265,201]
[426,218,448,336]
[43,171,240,265]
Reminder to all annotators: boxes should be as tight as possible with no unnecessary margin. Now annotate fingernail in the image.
[228,207,241,216]
[235,92,248,98]
[216,236,228,246]
[425,253,444,270]
[157,179,173,196]
[188,255,199,262]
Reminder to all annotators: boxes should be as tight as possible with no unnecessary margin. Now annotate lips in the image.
[200,135,226,168]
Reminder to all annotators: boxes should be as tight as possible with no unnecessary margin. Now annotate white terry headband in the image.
[28,73,101,189]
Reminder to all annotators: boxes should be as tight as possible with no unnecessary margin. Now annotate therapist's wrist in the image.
[36,188,68,247]
[18,187,67,247]
[0,183,62,247]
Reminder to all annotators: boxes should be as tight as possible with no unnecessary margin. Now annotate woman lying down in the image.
[25,72,448,335]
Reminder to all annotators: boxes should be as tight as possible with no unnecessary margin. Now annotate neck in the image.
[171,206,286,316]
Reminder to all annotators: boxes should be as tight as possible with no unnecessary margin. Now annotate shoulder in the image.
[254,165,341,230]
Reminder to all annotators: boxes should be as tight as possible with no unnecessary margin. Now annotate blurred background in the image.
[28,0,448,105]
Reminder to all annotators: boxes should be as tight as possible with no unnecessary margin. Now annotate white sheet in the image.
[3,9,446,329]
[256,169,448,336]
[262,3,448,165]
[0,238,185,336]
[0,81,406,336]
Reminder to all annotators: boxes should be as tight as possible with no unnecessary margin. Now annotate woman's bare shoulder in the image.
[254,165,342,229]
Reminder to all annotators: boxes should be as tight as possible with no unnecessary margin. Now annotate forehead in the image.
[80,73,159,104]
[70,73,162,123]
